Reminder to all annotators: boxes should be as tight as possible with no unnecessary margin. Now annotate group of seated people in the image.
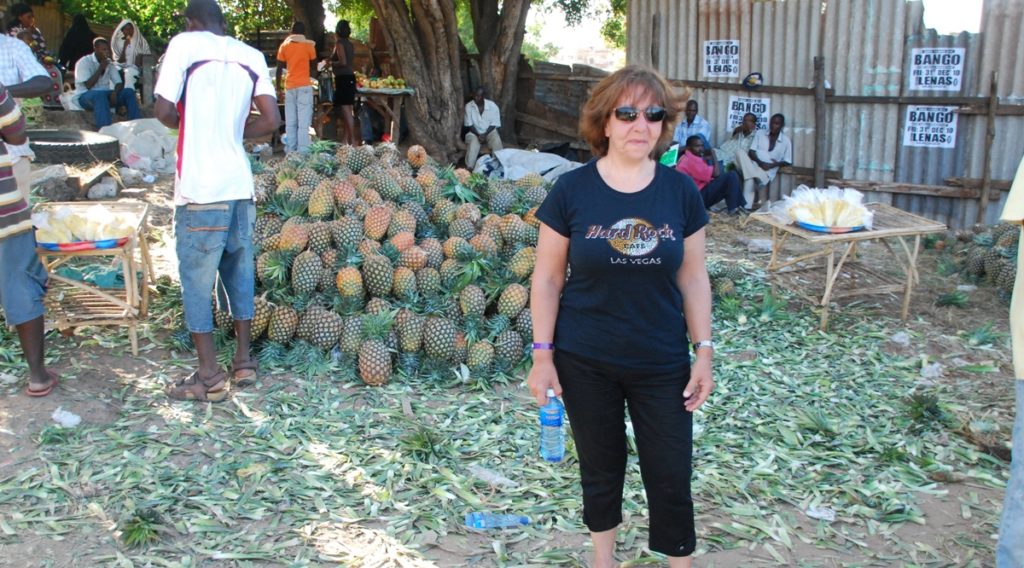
[672,99,792,215]
[8,5,148,128]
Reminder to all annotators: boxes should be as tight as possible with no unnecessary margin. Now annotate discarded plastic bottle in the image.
[539,388,565,462]
[464,511,530,529]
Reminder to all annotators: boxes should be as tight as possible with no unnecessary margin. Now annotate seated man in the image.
[676,135,744,214]
[716,112,759,170]
[464,87,502,169]
[73,37,140,128]
[733,113,792,207]
[672,99,712,148]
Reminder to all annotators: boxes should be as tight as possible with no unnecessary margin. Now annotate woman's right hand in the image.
[527,358,562,405]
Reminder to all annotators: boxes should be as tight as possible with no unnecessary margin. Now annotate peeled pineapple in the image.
[775,185,873,229]
[34,205,135,243]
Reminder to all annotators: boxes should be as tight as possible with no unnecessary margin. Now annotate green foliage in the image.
[935,290,969,308]
[330,0,376,42]
[61,0,293,49]
[599,0,627,48]
[522,20,559,62]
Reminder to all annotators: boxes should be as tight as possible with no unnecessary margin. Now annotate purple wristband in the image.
[531,342,554,350]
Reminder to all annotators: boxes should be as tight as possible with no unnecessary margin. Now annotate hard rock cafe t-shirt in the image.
[535,160,708,372]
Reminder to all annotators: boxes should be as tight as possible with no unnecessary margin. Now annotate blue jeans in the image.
[78,88,141,128]
[0,230,48,326]
[174,200,255,333]
[284,86,313,153]
[998,379,1024,567]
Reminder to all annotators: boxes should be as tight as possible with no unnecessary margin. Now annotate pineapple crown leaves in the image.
[443,180,482,204]
[361,310,397,340]
[120,507,164,548]
[248,153,266,175]
[284,340,334,379]
[308,139,339,156]
[257,340,289,369]
[379,242,401,265]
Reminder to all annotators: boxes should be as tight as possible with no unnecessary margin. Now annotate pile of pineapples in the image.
[707,258,746,299]
[237,141,543,386]
[958,221,1019,295]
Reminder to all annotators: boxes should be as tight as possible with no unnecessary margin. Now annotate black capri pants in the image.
[334,74,356,106]
[555,349,696,557]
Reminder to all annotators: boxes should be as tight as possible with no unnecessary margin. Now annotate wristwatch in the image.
[693,340,714,352]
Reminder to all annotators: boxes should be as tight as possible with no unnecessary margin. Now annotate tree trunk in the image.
[370,0,464,163]
[284,0,326,47]
[470,0,531,146]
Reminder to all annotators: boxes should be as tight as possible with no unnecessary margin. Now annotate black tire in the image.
[27,129,120,164]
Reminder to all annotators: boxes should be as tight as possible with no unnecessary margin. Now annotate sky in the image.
[922,0,983,34]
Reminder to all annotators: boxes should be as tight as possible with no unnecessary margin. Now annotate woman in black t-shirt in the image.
[529,65,714,568]
[331,20,357,145]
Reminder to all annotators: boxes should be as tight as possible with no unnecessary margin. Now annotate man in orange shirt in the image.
[276,22,317,153]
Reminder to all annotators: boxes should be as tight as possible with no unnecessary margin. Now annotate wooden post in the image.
[814,56,827,188]
[977,71,999,225]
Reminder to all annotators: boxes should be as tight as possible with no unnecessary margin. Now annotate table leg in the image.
[390,96,400,142]
[900,235,921,320]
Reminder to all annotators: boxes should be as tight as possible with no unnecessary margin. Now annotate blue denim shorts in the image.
[174,200,255,333]
[0,229,48,326]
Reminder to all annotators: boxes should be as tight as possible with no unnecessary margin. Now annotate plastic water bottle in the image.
[464,511,529,529]
[539,388,565,462]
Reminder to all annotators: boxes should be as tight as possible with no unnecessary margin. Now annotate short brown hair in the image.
[579,65,687,158]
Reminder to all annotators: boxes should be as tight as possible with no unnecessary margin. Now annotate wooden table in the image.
[356,87,415,142]
[35,202,154,356]
[748,203,946,329]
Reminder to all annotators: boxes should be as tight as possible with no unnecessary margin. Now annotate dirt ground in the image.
[0,171,1015,567]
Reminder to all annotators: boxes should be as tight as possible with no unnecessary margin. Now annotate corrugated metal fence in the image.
[627,0,1024,228]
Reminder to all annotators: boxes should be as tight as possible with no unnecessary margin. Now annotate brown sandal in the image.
[166,370,229,402]
[231,359,259,387]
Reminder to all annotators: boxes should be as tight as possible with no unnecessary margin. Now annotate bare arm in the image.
[154,95,179,129]
[526,224,569,405]
[6,75,49,98]
[676,228,714,412]
[275,64,284,93]
[244,94,280,139]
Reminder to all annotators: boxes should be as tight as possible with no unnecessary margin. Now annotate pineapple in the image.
[419,238,445,269]
[332,179,358,208]
[469,234,498,256]
[501,214,531,244]
[459,285,487,320]
[359,187,384,206]
[416,267,441,297]
[358,340,392,386]
[268,305,299,343]
[430,199,458,228]
[336,266,365,300]
[310,308,343,351]
[296,165,322,188]
[392,266,418,301]
[494,329,524,367]
[523,185,548,207]
[467,341,495,375]
[307,186,334,220]
[522,207,540,228]
[276,178,299,197]
[448,218,477,241]
[439,258,462,289]
[398,246,428,271]
[398,176,421,198]
[509,246,537,279]
[997,260,1017,293]
[278,223,310,253]
[516,172,544,189]
[455,203,482,223]
[256,250,292,288]
[364,206,392,241]
[362,254,395,298]
[489,187,516,214]
[514,309,533,339]
[714,278,737,298]
[307,222,333,255]
[423,317,459,362]
[984,248,1002,283]
[215,308,233,332]
[454,168,472,185]
[389,231,416,252]
[255,214,284,240]
[331,216,364,251]
[407,144,429,169]
[443,236,475,260]
[251,295,271,339]
[347,145,376,174]
[497,283,529,318]
[373,175,403,202]
[339,315,363,354]
[358,238,383,257]
[388,210,417,237]
[720,262,745,282]
[291,251,324,296]
[365,296,394,315]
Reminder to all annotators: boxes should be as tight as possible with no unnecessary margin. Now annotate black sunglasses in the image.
[613,105,667,123]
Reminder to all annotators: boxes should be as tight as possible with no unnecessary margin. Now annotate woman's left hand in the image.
[684,356,713,412]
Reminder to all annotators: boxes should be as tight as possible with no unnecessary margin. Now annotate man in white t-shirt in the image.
[463,87,503,169]
[154,0,279,402]
[733,113,792,208]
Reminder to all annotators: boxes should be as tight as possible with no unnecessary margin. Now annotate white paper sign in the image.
[704,40,740,77]
[727,96,771,132]
[903,105,958,148]
[909,48,965,91]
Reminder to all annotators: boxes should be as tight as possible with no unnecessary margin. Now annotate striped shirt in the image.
[0,83,30,240]
[0,35,47,160]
